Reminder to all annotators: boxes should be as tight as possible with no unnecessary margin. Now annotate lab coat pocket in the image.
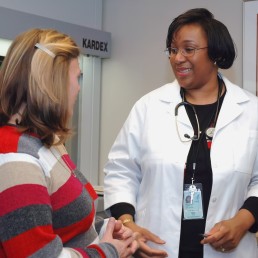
[233,129,258,173]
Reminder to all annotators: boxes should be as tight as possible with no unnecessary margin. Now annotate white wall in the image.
[100,0,243,183]
[0,0,102,29]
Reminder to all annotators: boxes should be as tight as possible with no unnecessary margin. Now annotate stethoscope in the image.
[175,76,223,142]
[175,101,200,142]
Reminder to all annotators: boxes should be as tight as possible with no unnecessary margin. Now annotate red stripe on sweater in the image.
[88,244,106,258]
[51,175,84,210]
[2,225,55,258]
[54,203,95,243]
[85,182,98,201]
[0,184,50,216]
[62,154,76,171]
[0,126,20,153]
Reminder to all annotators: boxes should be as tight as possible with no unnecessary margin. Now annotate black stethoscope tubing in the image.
[175,101,200,142]
[175,76,223,142]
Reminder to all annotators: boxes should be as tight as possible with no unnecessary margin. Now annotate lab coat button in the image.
[212,197,217,202]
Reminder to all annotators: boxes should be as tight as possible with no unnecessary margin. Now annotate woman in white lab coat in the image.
[104,8,258,258]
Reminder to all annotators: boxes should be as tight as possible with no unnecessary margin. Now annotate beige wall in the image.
[100,0,244,184]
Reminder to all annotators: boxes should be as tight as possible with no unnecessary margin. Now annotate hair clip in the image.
[34,43,56,58]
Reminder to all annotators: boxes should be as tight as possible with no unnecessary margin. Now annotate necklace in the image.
[181,76,224,141]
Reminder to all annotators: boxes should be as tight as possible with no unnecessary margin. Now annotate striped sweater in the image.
[0,125,118,258]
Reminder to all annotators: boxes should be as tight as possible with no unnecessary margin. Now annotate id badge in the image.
[183,183,204,220]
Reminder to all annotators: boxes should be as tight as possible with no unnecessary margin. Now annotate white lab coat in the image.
[104,76,258,258]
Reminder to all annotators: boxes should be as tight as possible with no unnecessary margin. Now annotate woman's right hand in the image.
[120,217,168,258]
[100,217,139,258]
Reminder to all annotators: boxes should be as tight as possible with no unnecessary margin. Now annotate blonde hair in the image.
[0,28,80,146]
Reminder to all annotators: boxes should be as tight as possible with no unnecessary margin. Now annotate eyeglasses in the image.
[165,47,208,58]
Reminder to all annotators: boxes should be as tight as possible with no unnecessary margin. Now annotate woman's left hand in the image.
[201,209,255,252]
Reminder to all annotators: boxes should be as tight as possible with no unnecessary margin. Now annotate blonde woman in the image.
[0,28,138,258]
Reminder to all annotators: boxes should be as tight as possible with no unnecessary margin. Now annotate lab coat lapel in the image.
[215,95,242,133]
[159,78,248,135]
[175,104,192,128]
[215,79,248,135]
[161,81,192,128]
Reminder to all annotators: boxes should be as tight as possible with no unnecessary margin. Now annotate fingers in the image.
[100,218,141,257]
[121,228,133,239]
[140,228,166,245]
[114,223,135,240]
[118,234,139,257]
[114,219,123,232]
[200,221,240,252]
[201,221,225,245]
[147,234,166,245]
[118,222,167,257]
[120,232,167,257]
[201,228,227,251]
[102,217,117,242]
[137,241,168,257]
[216,246,227,253]
[130,239,140,254]
[124,222,166,245]
[134,249,168,258]
[105,217,116,236]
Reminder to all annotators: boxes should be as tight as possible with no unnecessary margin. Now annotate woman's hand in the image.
[113,219,137,240]
[101,217,139,258]
[119,216,168,258]
[201,209,255,253]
